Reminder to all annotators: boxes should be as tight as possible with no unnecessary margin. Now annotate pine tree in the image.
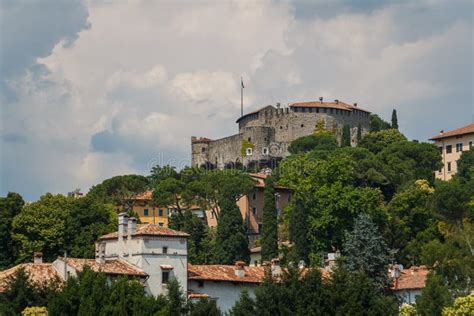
[341,124,351,147]
[391,109,399,129]
[415,273,452,316]
[167,278,187,316]
[214,197,250,264]
[289,199,309,264]
[229,291,255,316]
[342,213,392,290]
[357,123,362,143]
[261,176,278,261]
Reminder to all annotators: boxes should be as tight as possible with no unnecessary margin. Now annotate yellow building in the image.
[430,123,474,181]
[128,191,169,227]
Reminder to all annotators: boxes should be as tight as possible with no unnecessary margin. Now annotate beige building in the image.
[430,123,474,181]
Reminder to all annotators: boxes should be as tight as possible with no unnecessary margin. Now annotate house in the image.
[390,265,429,305]
[126,191,169,226]
[430,123,474,181]
[188,261,266,313]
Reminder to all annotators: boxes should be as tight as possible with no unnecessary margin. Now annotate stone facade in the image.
[192,100,371,168]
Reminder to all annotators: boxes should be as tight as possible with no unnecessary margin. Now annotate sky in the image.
[1,0,473,200]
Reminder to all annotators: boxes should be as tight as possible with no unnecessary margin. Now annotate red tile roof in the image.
[0,263,62,292]
[61,258,147,277]
[188,264,265,283]
[391,266,429,290]
[430,123,474,140]
[290,100,371,113]
[132,190,153,200]
[98,224,189,240]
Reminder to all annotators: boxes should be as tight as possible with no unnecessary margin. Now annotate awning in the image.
[160,265,174,270]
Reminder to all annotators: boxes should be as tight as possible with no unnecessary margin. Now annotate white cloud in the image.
[1,0,472,199]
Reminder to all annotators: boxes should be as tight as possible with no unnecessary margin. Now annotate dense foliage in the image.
[261,176,278,261]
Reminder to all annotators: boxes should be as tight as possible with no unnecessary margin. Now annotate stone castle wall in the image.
[192,105,370,168]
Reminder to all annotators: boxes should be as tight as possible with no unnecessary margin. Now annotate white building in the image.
[390,265,429,305]
[430,123,474,181]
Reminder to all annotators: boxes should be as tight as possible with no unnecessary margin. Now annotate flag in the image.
[241,78,244,89]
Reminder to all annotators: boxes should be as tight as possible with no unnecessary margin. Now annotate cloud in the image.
[0,0,472,200]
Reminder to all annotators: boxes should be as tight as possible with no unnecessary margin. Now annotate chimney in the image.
[271,258,282,277]
[334,99,339,104]
[298,260,305,270]
[128,217,137,240]
[353,102,357,107]
[96,243,106,264]
[33,252,43,264]
[118,212,129,241]
[319,97,323,103]
[440,130,444,135]
[235,261,246,278]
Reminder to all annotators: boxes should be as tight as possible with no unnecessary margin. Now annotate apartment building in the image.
[430,123,474,181]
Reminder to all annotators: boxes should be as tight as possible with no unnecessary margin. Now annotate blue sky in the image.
[1,0,473,200]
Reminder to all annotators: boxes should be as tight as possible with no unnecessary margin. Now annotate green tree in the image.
[149,164,179,184]
[167,278,187,316]
[288,134,337,154]
[214,197,250,264]
[153,177,186,214]
[391,109,399,129]
[342,124,351,147]
[87,175,150,211]
[12,194,73,262]
[0,192,24,268]
[456,149,474,180]
[328,265,398,316]
[359,129,407,154]
[386,180,440,265]
[443,291,474,316]
[229,291,255,316]
[188,298,221,316]
[289,199,310,264]
[342,213,392,289]
[369,114,391,132]
[261,176,278,261]
[416,273,452,316]
[357,123,363,143]
[434,179,472,226]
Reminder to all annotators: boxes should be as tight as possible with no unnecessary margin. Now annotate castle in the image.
[191,99,371,169]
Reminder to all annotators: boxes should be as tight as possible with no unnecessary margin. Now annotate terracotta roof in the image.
[61,258,147,277]
[249,173,290,190]
[98,224,189,240]
[430,123,474,140]
[236,105,276,123]
[0,263,62,292]
[132,190,153,200]
[391,266,429,290]
[188,264,265,283]
[290,100,371,113]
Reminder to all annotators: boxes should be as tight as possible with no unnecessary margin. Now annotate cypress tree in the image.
[214,197,250,264]
[357,123,362,143]
[391,109,399,129]
[261,176,278,261]
[341,124,351,147]
[229,291,255,316]
[415,273,452,316]
[289,199,309,264]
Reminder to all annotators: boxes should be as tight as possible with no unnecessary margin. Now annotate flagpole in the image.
[240,76,243,117]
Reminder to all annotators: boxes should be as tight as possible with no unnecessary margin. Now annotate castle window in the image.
[262,147,269,155]
[201,147,206,153]
[246,148,253,156]
[280,126,283,129]
[316,108,319,113]
[301,124,304,128]
[248,137,251,142]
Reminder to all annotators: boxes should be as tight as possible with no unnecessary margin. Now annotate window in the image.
[456,143,463,152]
[447,162,452,172]
[252,192,256,200]
[158,209,163,217]
[446,145,452,154]
[470,141,473,149]
[144,209,149,216]
[438,147,443,154]
[252,207,257,215]
[262,147,269,155]
[162,246,168,254]
[197,281,204,288]
[248,137,251,142]
[300,124,304,128]
[162,271,170,284]
[159,223,164,227]
[201,147,206,153]
[246,148,253,156]
[316,108,319,113]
